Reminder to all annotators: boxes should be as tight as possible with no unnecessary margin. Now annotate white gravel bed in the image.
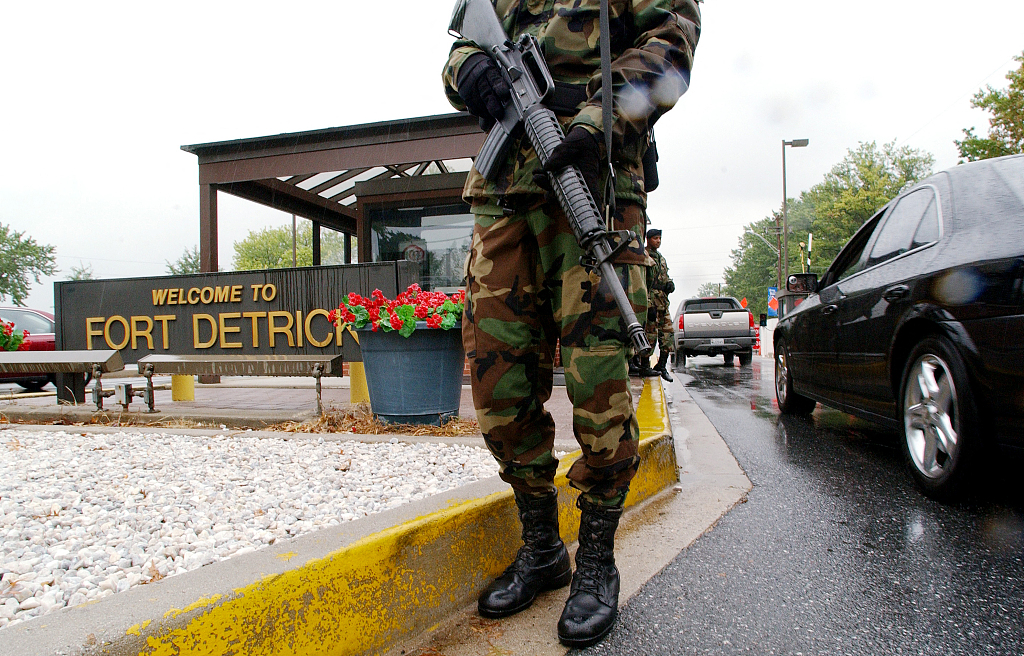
[0,428,497,630]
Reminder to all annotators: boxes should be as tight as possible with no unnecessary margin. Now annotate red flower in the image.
[328,309,338,323]
[336,283,465,337]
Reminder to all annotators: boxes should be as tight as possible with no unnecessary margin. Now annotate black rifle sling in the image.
[599,0,615,229]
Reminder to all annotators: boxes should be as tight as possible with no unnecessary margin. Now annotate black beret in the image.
[646,228,662,239]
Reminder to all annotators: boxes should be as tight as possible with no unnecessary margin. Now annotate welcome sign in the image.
[54,261,418,364]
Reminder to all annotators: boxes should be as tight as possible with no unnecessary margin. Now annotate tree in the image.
[232,223,350,271]
[0,223,57,305]
[796,141,933,271]
[166,246,201,275]
[955,51,1024,162]
[722,141,933,316]
[68,262,94,280]
[695,282,725,298]
[723,215,780,319]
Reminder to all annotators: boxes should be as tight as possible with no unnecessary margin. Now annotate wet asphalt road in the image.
[585,356,1024,656]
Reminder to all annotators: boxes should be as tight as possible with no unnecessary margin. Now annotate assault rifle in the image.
[449,0,652,357]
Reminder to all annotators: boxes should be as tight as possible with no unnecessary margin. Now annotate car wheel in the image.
[738,349,753,366]
[673,351,686,371]
[775,341,816,415]
[900,336,977,501]
[723,352,735,366]
[19,380,48,393]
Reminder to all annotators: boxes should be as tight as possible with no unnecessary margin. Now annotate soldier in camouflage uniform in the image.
[443,0,699,646]
[642,228,675,381]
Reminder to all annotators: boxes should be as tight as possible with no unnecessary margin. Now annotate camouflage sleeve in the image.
[442,41,486,112]
[571,0,701,154]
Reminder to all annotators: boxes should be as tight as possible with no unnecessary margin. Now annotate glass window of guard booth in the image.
[369,202,473,293]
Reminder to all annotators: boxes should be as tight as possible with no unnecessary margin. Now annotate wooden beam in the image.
[218,179,357,234]
[199,184,218,272]
[197,132,485,185]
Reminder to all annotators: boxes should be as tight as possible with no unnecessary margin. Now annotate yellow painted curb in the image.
[27,381,676,656]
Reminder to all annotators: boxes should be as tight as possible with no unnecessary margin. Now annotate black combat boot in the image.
[478,489,572,618]
[627,355,640,377]
[639,354,659,378]
[557,497,624,647]
[654,350,673,382]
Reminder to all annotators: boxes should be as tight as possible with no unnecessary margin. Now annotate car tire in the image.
[738,349,753,366]
[673,352,686,371]
[19,380,48,393]
[775,341,816,415]
[723,352,735,366]
[899,336,978,501]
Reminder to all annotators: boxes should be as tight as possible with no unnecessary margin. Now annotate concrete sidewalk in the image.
[0,376,750,656]
[0,377,583,447]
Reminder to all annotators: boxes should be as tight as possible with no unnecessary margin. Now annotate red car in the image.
[0,307,56,392]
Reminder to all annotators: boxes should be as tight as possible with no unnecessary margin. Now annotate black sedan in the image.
[773,153,1024,499]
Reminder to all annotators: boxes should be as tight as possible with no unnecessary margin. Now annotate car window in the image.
[910,196,940,249]
[0,310,53,334]
[684,300,738,312]
[828,211,886,285]
[867,188,934,268]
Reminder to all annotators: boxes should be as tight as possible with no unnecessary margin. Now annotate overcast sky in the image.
[2,0,1022,312]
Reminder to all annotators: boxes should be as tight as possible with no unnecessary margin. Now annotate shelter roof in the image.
[181,113,484,236]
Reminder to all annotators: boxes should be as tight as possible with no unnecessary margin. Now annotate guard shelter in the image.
[181,112,485,290]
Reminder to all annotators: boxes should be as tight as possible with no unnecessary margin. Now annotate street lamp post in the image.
[782,138,809,288]
[746,229,780,256]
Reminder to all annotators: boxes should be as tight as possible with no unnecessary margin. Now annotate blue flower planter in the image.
[357,322,464,425]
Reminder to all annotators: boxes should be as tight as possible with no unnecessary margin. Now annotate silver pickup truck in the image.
[673,297,757,368]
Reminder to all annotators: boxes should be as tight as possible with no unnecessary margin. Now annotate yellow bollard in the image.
[343,325,370,405]
[171,374,195,401]
[348,362,370,404]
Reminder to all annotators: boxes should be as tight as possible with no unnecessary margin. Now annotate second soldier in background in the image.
[642,227,676,381]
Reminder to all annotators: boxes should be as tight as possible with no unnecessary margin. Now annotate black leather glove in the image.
[533,126,603,201]
[665,280,675,294]
[647,307,658,323]
[456,53,511,131]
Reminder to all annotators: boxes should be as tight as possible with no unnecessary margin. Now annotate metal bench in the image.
[136,354,345,415]
[0,350,125,410]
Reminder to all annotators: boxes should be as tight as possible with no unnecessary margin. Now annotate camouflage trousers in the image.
[463,196,649,507]
[645,303,674,354]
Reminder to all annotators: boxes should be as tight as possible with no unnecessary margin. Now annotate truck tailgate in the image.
[683,311,749,338]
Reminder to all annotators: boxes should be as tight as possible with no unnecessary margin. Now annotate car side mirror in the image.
[786,273,818,294]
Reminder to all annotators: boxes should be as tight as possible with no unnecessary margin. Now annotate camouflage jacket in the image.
[443,0,700,206]
[646,247,672,308]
